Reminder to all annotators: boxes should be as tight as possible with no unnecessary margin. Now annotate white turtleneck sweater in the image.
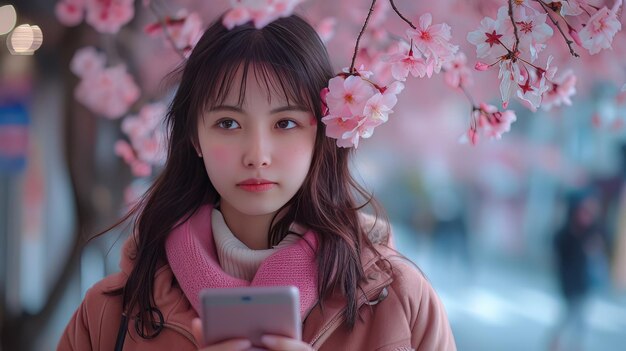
[211,209,302,281]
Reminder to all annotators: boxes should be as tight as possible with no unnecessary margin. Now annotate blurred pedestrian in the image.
[549,189,606,351]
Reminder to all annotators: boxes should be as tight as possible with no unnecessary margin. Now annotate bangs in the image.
[212,59,313,112]
[188,24,327,118]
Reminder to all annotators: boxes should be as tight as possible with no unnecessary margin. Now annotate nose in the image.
[242,129,271,169]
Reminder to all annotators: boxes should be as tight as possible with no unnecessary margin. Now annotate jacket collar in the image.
[302,244,395,347]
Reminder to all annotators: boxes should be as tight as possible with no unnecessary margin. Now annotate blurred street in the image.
[394,223,626,351]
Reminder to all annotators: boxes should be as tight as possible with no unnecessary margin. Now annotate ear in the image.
[191,138,202,158]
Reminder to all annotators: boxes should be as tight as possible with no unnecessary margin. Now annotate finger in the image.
[191,318,204,346]
[208,339,253,351]
[192,318,252,351]
[261,335,313,351]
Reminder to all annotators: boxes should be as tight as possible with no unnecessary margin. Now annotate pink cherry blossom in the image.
[315,17,337,43]
[474,62,490,71]
[516,56,557,111]
[356,48,394,85]
[222,6,252,29]
[223,0,305,29]
[386,44,428,81]
[115,139,136,165]
[251,0,302,29]
[134,131,166,165]
[321,115,363,148]
[516,77,547,112]
[383,80,405,96]
[476,103,517,140]
[569,26,583,47]
[511,0,537,13]
[84,0,134,34]
[362,94,389,123]
[342,64,373,79]
[121,102,165,140]
[468,127,479,145]
[116,103,168,176]
[363,81,404,123]
[121,103,167,165]
[483,109,517,139]
[467,8,514,60]
[498,59,523,108]
[406,13,458,71]
[74,64,140,119]
[458,126,479,145]
[145,10,203,57]
[443,53,473,88]
[553,0,585,16]
[514,8,553,62]
[320,87,330,116]
[541,69,577,110]
[55,0,85,26]
[326,75,375,117]
[115,140,152,177]
[578,0,622,55]
[321,71,403,148]
[70,46,106,78]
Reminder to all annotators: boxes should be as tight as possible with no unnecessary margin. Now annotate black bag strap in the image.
[114,313,128,351]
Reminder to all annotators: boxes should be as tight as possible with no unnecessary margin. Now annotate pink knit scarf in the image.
[165,205,319,319]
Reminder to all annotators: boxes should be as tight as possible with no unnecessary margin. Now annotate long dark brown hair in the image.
[113,14,388,333]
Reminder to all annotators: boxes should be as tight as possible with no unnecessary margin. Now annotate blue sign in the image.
[0,102,29,173]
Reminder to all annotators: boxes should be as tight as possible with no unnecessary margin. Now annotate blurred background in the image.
[1,0,626,350]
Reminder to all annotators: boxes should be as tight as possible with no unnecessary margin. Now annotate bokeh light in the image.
[6,24,43,55]
[0,5,17,35]
[29,25,43,51]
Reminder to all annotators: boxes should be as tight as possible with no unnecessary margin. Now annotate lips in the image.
[237,178,277,192]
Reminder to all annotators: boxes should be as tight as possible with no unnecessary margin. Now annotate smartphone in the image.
[200,286,301,349]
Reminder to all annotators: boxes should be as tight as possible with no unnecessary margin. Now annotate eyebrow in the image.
[209,105,310,114]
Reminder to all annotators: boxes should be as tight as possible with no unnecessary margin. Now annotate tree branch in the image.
[350,0,378,73]
[508,0,521,52]
[388,0,416,29]
[148,1,187,60]
[534,0,580,57]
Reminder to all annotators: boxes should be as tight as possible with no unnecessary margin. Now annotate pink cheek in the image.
[207,145,232,164]
[309,117,318,126]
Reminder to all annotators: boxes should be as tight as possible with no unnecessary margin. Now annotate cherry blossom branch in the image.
[460,83,478,109]
[508,0,520,52]
[148,0,186,60]
[388,0,416,29]
[534,0,580,57]
[350,0,378,73]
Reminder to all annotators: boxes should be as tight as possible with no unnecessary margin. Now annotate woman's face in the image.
[197,67,318,217]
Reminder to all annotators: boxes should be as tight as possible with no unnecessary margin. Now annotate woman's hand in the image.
[260,335,314,351]
[192,318,251,351]
[192,318,314,351]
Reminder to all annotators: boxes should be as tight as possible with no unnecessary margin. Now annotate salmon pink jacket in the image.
[57,206,456,351]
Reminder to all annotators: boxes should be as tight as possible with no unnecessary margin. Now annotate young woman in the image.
[57,14,456,351]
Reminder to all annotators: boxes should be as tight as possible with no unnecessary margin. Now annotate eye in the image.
[216,119,240,130]
[276,119,298,129]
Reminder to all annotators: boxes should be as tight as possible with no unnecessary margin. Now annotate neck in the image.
[218,203,277,250]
